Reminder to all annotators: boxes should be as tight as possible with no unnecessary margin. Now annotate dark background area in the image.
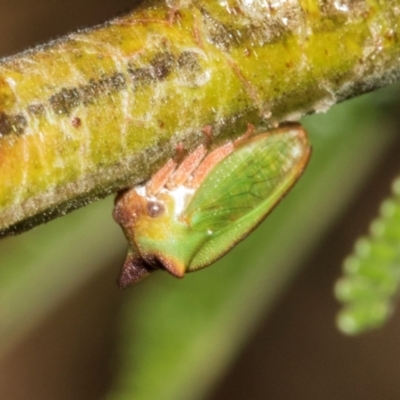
[1,1,400,399]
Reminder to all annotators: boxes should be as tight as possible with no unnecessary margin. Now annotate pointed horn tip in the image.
[161,259,186,279]
[172,269,185,279]
[117,256,153,289]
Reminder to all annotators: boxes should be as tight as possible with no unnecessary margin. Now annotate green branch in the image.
[0,0,399,234]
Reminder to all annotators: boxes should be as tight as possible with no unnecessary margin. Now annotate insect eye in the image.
[147,201,164,218]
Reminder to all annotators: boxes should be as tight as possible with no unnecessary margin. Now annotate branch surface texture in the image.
[0,0,399,234]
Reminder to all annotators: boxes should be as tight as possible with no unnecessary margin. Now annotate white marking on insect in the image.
[291,143,303,158]
[165,185,195,216]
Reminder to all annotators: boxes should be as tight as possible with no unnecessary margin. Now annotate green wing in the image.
[183,125,311,271]
[185,125,310,232]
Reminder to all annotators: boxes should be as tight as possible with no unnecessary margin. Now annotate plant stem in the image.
[0,0,399,234]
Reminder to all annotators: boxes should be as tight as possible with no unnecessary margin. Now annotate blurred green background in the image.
[1,1,400,399]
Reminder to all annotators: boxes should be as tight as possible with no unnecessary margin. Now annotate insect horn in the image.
[117,247,155,288]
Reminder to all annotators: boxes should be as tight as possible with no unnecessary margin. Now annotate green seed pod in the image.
[336,177,400,334]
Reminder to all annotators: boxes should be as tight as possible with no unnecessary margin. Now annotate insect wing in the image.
[184,125,311,271]
[185,125,310,232]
